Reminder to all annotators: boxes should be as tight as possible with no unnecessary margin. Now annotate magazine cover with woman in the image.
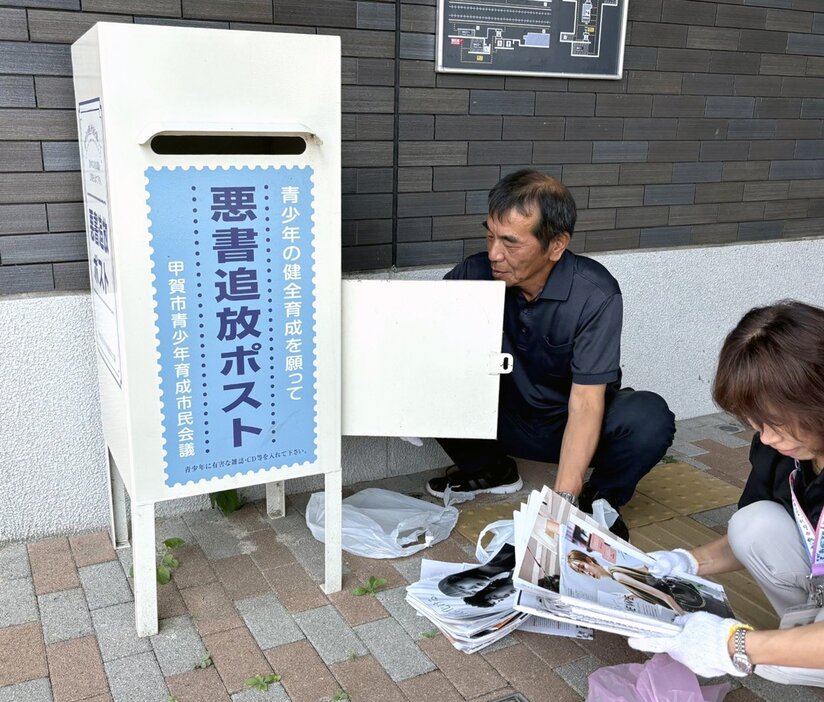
[558,513,735,629]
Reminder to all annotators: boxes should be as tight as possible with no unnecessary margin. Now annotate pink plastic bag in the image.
[587,654,731,702]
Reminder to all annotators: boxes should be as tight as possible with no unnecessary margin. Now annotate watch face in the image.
[732,652,753,675]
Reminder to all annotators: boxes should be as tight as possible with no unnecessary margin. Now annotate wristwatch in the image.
[557,491,579,507]
[730,626,754,675]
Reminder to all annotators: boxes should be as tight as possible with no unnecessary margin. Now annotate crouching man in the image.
[427,169,675,539]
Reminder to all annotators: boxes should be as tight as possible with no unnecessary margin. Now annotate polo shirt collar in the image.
[537,249,574,301]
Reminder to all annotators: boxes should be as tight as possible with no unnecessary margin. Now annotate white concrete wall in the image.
[2,237,823,542]
[600,239,824,418]
[0,293,107,542]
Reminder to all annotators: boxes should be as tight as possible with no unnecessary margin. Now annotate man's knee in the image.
[591,391,675,502]
[606,389,675,454]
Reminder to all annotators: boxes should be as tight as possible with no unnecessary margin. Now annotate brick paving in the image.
[1,413,822,702]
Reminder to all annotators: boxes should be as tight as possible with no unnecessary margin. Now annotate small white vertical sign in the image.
[78,97,122,385]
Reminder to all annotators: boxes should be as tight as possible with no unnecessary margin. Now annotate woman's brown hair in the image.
[567,549,598,574]
[713,300,824,449]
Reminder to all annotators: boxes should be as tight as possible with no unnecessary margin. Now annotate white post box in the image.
[72,23,341,636]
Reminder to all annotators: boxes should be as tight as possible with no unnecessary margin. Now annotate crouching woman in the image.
[629,301,824,686]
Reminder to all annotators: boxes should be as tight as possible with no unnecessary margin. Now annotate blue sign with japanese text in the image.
[147,166,317,486]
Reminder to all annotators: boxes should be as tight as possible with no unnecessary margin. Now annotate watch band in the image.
[730,625,754,675]
[557,491,579,508]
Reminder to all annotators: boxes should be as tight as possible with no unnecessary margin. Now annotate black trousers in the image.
[437,388,676,507]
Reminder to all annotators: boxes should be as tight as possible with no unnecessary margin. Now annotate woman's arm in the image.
[745,620,824,668]
[691,535,744,577]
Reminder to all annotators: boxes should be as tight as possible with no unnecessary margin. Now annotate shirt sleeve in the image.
[738,435,778,509]
[570,293,622,385]
[443,261,464,280]
[444,254,490,281]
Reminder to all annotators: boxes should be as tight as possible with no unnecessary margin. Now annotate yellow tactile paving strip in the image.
[455,500,520,549]
[452,459,778,631]
[620,491,679,528]
[635,462,742,515]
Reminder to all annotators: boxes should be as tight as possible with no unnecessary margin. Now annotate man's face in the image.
[485,208,564,297]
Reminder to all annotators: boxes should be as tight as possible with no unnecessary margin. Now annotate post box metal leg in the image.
[265,481,286,519]
[107,450,130,550]
[131,502,159,637]
[322,469,342,594]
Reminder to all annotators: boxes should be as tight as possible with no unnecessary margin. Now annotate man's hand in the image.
[553,383,605,496]
[628,612,747,678]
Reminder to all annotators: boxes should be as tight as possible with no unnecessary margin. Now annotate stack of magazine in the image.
[405,543,592,653]
[513,486,736,637]
[405,485,735,653]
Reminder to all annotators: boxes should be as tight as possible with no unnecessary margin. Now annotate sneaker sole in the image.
[426,477,523,500]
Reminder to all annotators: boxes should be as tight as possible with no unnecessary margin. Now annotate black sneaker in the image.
[426,462,523,499]
[578,481,630,542]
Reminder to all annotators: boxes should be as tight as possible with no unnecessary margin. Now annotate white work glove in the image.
[628,612,747,678]
[648,548,699,578]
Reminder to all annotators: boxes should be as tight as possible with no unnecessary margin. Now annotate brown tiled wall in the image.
[0,0,822,293]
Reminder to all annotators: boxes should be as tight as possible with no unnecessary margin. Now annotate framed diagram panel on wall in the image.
[436,0,628,79]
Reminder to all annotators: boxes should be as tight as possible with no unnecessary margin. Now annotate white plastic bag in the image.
[442,485,477,506]
[305,488,460,559]
[592,497,619,529]
[475,519,515,563]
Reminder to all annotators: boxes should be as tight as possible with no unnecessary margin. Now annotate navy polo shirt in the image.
[740,435,824,525]
[445,250,623,417]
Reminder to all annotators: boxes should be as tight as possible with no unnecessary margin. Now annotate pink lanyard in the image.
[789,461,824,604]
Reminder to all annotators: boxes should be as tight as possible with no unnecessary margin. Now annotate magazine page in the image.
[448,611,529,644]
[512,503,527,570]
[515,590,676,637]
[405,593,515,633]
[435,612,529,654]
[419,558,474,581]
[519,613,593,640]
[515,591,673,637]
[558,514,735,626]
[514,487,608,596]
[407,543,518,621]
[512,501,534,587]
[513,488,564,593]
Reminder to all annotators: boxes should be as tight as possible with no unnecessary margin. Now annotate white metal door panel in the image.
[342,279,510,439]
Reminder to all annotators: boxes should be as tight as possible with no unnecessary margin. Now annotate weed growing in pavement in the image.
[245,673,282,691]
[352,575,387,596]
[128,537,185,585]
[155,538,185,584]
[210,488,243,515]
[422,629,439,639]
[195,653,212,669]
[661,455,678,464]
[332,689,351,700]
